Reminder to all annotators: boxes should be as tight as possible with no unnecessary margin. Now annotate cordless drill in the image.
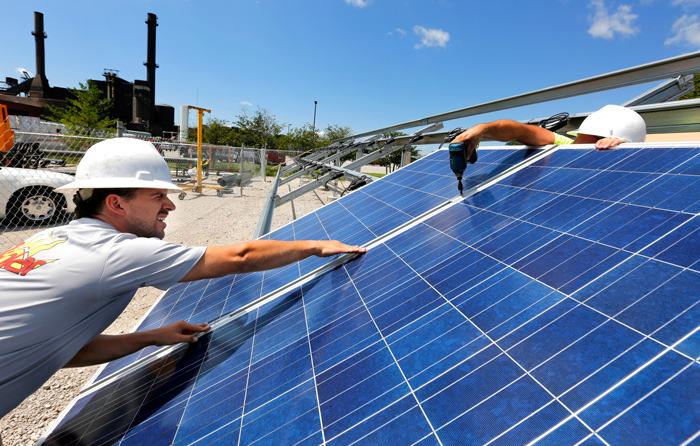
[449,142,478,195]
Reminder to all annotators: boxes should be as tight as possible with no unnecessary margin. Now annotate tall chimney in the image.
[144,13,158,107]
[30,11,50,98]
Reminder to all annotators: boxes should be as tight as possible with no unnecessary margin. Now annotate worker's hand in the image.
[595,137,626,150]
[148,320,211,346]
[451,124,485,160]
[314,240,366,257]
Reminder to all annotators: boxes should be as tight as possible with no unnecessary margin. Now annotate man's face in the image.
[120,188,176,239]
[572,133,600,144]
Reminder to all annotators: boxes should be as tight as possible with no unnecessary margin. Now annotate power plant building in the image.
[0,11,175,137]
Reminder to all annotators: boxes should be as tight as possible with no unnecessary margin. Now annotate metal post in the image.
[401,146,412,168]
[312,100,317,147]
[196,110,203,191]
[261,146,267,181]
[253,165,283,239]
[187,106,211,193]
[239,147,244,196]
[116,120,124,137]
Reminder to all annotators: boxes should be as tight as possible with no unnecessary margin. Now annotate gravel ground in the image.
[0,174,338,445]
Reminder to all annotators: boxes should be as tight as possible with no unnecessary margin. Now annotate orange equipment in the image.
[0,104,14,152]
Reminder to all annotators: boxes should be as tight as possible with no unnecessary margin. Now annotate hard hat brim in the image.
[55,178,182,194]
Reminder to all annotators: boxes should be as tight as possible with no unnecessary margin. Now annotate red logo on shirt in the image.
[0,233,67,276]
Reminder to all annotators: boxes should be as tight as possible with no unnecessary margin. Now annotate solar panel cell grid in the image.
[43,145,699,445]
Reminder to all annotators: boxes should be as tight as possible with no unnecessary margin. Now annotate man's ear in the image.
[103,194,128,216]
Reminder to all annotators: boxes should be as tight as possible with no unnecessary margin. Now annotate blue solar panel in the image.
[89,147,526,380]
[41,144,699,445]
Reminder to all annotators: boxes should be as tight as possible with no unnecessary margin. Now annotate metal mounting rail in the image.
[276,123,443,207]
[280,137,380,186]
[296,157,374,182]
[331,98,700,150]
[253,162,283,239]
[341,50,700,141]
[622,74,695,106]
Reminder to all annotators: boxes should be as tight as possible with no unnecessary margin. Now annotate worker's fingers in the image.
[452,127,483,150]
[452,130,471,143]
[180,322,211,334]
[595,137,625,150]
[178,321,210,343]
[152,321,211,345]
[316,241,366,257]
[465,141,479,160]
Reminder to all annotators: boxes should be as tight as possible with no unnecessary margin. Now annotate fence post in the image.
[116,121,124,137]
[260,147,267,181]
[239,147,244,196]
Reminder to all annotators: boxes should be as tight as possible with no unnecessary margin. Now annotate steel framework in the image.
[255,51,700,237]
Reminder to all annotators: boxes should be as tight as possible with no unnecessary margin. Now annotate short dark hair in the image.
[73,188,138,219]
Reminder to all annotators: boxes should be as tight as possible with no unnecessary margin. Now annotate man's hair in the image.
[73,188,138,219]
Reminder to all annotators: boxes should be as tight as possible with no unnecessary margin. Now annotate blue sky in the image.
[3,0,700,138]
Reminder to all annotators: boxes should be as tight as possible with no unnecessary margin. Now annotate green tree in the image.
[234,107,282,148]
[203,117,236,145]
[320,124,352,145]
[281,123,320,151]
[679,73,700,100]
[43,81,116,129]
[276,123,352,152]
[316,124,355,162]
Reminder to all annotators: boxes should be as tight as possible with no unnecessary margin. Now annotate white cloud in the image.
[240,101,253,107]
[16,67,33,78]
[587,0,639,39]
[671,0,700,8]
[388,28,407,37]
[666,14,700,46]
[345,0,370,8]
[413,25,450,49]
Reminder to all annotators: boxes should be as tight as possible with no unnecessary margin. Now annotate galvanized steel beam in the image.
[623,75,695,106]
[341,51,700,141]
[253,163,283,239]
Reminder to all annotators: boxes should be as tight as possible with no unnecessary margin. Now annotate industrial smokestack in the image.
[30,11,50,98]
[33,12,46,78]
[144,13,158,107]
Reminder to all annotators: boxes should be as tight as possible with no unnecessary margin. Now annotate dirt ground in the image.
[0,174,340,445]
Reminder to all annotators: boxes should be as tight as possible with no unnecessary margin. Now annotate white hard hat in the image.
[569,105,646,143]
[56,138,181,194]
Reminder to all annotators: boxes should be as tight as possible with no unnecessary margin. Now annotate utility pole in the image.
[312,100,317,148]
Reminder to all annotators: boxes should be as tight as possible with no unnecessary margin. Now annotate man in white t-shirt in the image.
[452,104,647,158]
[0,138,365,419]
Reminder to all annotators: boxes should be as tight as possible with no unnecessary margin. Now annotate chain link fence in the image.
[1,117,113,248]
[0,115,301,248]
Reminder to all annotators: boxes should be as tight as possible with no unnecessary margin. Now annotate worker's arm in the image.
[65,320,210,368]
[180,239,366,282]
[452,120,555,158]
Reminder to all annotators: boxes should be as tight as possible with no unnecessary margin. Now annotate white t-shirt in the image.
[0,218,206,417]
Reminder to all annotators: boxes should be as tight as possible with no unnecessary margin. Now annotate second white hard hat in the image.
[569,104,647,143]
[56,138,181,194]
